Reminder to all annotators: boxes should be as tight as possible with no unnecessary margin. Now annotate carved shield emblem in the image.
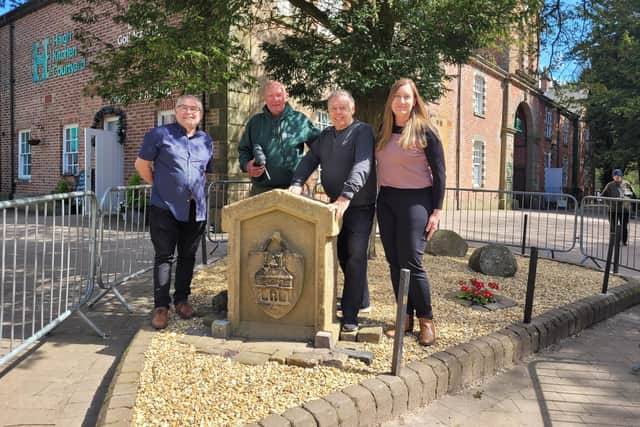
[248,232,304,319]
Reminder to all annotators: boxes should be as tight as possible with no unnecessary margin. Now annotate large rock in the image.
[468,244,517,277]
[426,229,468,257]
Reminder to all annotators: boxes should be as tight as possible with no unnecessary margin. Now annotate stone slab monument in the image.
[221,189,341,341]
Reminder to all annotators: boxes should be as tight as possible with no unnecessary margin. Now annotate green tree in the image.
[69,0,254,104]
[571,0,640,186]
[261,0,541,125]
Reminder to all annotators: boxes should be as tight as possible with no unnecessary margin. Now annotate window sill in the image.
[473,112,486,119]
[17,178,31,182]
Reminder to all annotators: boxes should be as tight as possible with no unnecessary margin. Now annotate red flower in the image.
[488,282,499,290]
[458,280,466,286]
[461,286,470,292]
[473,289,480,296]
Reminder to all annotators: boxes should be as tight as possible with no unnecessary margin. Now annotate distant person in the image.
[376,78,446,346]
[289,90,376,333]
[238,80,319,195]
[135,95,213,329]
[601,169,636,246]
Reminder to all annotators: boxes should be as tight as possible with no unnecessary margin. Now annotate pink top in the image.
[376,133,433,189]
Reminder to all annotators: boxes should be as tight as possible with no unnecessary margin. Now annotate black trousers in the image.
[338,204,375,325]
[377,186,434,319]
[149,202,205,308]
[609,208,630,244]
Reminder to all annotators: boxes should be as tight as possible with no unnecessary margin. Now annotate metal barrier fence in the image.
[207,180,252,243]
[579,196,639,271]
[0,192,102,368]
[441,188,579,254]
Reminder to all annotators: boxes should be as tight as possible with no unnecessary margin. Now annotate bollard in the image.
[521,214,528,255]
[391,268,410,375]
[523,247,538,324]
[602,231,616,293]
[613,228,621,274]
[201,233,208,265]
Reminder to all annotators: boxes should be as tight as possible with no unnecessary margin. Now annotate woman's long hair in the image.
[376,78,436,151]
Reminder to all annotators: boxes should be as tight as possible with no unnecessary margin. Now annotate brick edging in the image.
[246,280,640,427]
[96,328,154,426]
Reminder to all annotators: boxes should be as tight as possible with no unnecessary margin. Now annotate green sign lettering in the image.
[32,31,85,84]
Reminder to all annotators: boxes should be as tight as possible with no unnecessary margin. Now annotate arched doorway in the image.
[513,104,528,192]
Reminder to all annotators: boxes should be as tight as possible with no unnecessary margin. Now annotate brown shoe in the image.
[151,307,169,329]
[418,318,436,346]
[175,301,195,319]
[384,315,414,338]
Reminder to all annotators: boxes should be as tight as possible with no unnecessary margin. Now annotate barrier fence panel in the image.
[580,196,639,271]
[441,188,578,254]
[207,180,252,244]
[0,192,101,368]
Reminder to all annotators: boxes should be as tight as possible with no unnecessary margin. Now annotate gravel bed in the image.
[132,242,625,426]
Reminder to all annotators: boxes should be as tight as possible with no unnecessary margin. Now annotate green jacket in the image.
[238,103,319,189]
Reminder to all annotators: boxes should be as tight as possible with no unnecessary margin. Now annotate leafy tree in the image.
[68,0,254,104]
[570,0,640,186]
[261,0,541,125]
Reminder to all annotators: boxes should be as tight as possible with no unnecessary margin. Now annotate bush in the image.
[54,179,71,194]
[125,172,149,210]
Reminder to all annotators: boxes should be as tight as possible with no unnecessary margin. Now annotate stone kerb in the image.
[247,280,640,427]
[221,189,341,342]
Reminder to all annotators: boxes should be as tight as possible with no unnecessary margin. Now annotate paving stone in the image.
[488,332,515,368]
[335,341,366,351]
[356,326,382,344]
[466,338,495,378]
[378,374,409,417]
[360,378,393,424]
[505,324,532,359]
[530,319,550,351]
[444,345,473,386]
[286,352,322,368]
[406,360,438,405]
[419,357,449,398]
[232,351,271,365]
[431,351,463,392]
[281,406,316,427]
[340,330,358,342]
[303,399,339,427]
[458,342,484,381]
[498,328,523,363]
[334,348,374,365]
[342,384,376,427]
[518,322,541,354]
[259,414,291,427]
[314,331,333,349]
[270,349,294,364]
[323,391,358,427]
[321,351,349,368]
[211,319,231,338]
[397,368,422,411]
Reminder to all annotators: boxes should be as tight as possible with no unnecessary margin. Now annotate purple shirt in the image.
[376,133,433,189]
[138,123,213,222]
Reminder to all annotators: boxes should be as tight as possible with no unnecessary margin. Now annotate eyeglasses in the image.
[177,105,201,113]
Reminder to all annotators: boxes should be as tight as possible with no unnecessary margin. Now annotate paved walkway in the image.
[0,274,152,427]
[384,303,640,427]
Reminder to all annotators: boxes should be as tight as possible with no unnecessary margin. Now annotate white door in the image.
[84,128,123,210]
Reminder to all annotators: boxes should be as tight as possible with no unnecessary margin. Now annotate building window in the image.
[544,151,552,169]
[18,130,32,180]
[157,110,176,126]
[63,125,80,176]
[472,140,485,188]
[545,109,553,139]
[562,157,569,186]
[315,111,331,130]
[473,75,486,116]
[562,120,569,145]
[104,117,120,133]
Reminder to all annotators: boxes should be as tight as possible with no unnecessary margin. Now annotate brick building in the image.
[0,0,592,201]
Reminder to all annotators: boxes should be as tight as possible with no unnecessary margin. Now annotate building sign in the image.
[32,31,86,84]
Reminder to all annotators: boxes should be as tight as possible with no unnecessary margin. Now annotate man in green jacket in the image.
[238,80,319,195]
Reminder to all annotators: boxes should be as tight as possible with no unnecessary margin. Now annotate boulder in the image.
[468,244,517,277]
[426,229,468,257]
[211,290,228,313]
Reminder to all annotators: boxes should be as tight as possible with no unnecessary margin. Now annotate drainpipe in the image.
[9,22,16,199]
[455,64,462,209]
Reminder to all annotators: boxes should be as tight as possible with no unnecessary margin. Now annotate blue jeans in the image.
[338,204,375,325]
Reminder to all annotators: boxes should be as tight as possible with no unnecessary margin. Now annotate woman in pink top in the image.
[376,78,446,346]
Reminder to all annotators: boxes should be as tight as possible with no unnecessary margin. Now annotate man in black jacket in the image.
[289,90,376,332]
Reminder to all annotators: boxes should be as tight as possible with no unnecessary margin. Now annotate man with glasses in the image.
[238,80,318,195]
[135,94,213,329]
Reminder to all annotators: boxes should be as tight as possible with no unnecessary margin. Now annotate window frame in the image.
[562,156,569,186]
[157,110,176,126]
[315,110,331,130]
[62,124,80,176]
[18,129,32,180]
[471,139,485,188]
[473,74,486,117]
[562,120,569,145]
[545,108,553,139]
